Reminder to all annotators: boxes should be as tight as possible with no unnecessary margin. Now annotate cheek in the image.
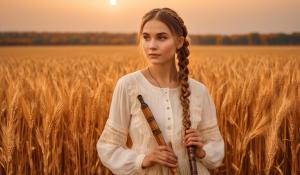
[161,41,176,55]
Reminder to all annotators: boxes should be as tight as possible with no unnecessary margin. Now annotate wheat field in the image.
[0,46,299,175]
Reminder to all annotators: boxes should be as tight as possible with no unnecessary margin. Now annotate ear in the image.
[176,36,185,50]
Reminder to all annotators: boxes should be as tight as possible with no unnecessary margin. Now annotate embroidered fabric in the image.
[99,121,128,146]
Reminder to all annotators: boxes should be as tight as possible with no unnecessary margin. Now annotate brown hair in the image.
[137,8,192,132]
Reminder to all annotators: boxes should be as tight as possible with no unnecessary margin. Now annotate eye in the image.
[143,36,150,41]
[159,36,167,40]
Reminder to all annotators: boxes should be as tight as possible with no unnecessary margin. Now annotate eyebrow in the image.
[142,32,168,36]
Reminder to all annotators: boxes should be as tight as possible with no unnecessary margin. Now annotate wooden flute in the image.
[187,144,198,175]
[137,95,178,175]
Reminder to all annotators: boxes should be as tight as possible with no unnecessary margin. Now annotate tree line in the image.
[0,32,299,46]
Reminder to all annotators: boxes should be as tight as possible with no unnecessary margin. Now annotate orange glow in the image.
[0,0,299,34]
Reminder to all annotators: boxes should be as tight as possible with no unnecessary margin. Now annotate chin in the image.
[148,57,172,65]
[149,60,170,66]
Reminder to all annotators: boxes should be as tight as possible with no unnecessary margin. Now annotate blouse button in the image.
[168,117,171,120]
[166,106,170,110]
[166,99,168,102]
[167,126,171,130]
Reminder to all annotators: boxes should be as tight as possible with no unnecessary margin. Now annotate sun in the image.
[109,0,117,6]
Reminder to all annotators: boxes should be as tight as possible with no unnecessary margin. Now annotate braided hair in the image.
[138,8,192,133]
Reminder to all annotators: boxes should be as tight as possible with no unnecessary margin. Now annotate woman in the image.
[96,7,224,175]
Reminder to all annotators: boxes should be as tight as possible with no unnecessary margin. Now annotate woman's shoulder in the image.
[114,70,141,93]
[188,77,210,96]
[116,70,140,86]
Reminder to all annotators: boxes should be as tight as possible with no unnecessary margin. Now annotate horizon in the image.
[1,0,300,35]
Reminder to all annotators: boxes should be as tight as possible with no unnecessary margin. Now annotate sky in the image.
[0,0,299,35]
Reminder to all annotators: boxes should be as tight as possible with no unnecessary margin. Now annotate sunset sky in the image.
[1,0,299,35]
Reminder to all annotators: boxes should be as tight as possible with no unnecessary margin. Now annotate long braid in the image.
[177,38,191,131]
[162,8,192,133]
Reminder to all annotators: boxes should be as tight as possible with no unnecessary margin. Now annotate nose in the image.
[149,39,158,50]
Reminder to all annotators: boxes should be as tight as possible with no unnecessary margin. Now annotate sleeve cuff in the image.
[197,140,224,169]
[134,153,147,174]
[197,143,210,162]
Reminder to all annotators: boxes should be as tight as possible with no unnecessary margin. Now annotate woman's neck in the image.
[142,61,179,88]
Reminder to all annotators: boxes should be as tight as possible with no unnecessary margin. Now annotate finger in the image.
[184,129,199,137]
[166,146,177,156]
[157,145,169,152]
[163,145,172,152]
[187,137,204,143]
[185,128,197,134]
[184,132,199,141]
[184,134,202,144]
[161,152,178,163]
[159,145,177,158]
[159,150,178,162]
[158,145,167,149]
[186,141,204,147]
[155,158,178,168]
[185,129,196,135]
[168,142,178,159]
[154,147,162,154]
[157,154,177,164]
[186,136,203,143]
[185,137,204,146]
[183,133,202,140]
[155,147,177,160]
[157,154,178,165]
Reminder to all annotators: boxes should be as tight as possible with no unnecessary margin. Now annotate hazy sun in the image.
[109,0,117,6]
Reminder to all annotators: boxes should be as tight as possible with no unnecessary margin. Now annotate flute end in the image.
[137,94,144,103]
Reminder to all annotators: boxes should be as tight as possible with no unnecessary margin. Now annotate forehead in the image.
[142,19,173,35]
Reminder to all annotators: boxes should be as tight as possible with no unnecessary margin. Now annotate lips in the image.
[148,53,161,57]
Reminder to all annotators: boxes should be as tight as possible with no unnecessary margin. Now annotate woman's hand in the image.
[141,145,178,169]
[183,128,206,159]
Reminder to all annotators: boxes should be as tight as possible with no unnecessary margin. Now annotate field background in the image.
[0,46,299,175]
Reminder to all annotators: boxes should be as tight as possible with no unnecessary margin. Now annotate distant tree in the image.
[231,35,248,45]
[216,35,223,45]
[197,35,217,45]
[0,32,299,46]
[223,35,232,45]
[290,32,300,44]
[247,33,261,45]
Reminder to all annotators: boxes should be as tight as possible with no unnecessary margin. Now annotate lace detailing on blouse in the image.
[99,121,128,146]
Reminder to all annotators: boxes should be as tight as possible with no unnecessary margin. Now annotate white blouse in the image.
[96,70,224,175]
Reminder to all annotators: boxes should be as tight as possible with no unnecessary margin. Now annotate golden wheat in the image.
[0,46,299,175]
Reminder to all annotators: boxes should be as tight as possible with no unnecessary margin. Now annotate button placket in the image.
[164,89,173,135]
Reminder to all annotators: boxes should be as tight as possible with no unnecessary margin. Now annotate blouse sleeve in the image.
[96,77,146,175]
[197,85,225,169]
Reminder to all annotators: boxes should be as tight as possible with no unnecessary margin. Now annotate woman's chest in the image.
[128,87,203,151]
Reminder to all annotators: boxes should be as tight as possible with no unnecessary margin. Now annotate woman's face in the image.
[141,19,182,65]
